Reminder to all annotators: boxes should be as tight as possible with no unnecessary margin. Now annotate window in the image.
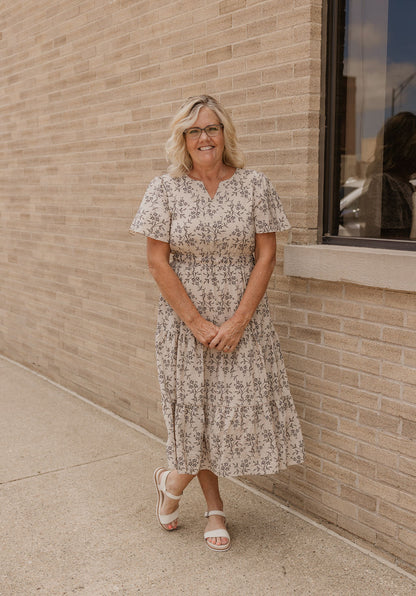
[324,0,416,250]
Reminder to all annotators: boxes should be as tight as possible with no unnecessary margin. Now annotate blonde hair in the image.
[165,95,245,177]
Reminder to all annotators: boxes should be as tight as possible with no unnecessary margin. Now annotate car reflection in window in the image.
[339,178,416,237]
[339,178,365,236]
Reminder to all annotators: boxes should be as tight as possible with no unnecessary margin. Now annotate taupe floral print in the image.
[130,168,304,476]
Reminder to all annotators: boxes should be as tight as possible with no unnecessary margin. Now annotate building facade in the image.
[1,0,415,572]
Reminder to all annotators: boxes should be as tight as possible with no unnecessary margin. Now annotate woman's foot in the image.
[153,468,182,531]
[204,511,231,551]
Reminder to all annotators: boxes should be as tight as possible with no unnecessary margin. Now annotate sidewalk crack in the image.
[0,449,142,486]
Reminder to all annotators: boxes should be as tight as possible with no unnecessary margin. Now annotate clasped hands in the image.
[189,315,246,354]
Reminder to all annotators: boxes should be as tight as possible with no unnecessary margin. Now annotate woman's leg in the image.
[198,470,229,547]
[158,470,195,530]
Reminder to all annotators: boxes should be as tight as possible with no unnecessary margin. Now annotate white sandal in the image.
[204,510,231,551]
[153,467,182,531]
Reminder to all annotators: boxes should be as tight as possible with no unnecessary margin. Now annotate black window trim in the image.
[322,0,416,252]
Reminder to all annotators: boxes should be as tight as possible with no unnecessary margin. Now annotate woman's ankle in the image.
[206,499,224,513]
[166,470,194,496]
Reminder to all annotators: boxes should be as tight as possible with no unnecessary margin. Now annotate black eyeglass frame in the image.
[183,123,224,138]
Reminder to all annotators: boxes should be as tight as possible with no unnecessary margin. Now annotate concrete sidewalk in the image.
[1,356,415,596]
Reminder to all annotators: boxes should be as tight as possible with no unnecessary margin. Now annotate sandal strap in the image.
[158,510,180,525]
[205,510,226,518]
[204,529,230,540]
[159,470,182,501]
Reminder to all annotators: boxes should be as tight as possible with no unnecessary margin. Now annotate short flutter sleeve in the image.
[129,176,171,242]
[253,172,291,233]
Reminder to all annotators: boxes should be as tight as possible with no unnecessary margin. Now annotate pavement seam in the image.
[0,449,143,486]
[2,354,416,585]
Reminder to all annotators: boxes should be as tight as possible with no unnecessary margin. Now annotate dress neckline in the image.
[185,168,239,200]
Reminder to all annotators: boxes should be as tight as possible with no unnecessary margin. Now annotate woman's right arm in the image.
[146,237,219,347]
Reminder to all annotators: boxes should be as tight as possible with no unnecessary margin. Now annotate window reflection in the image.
[336,0,416,240]
[361,113,416,238]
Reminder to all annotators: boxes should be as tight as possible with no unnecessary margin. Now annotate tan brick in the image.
[337,514,377,544]
[304,407,338,431]
[262,63,294,83]
[403,386,416,405]
[407,311,416,328]
[337,386,379,410]
[322,396,357,420]
[344,284,384,305]
[403,348,416,368]
[295,388,320,410]
[384,290,416,311]
[342,319,382,341]
[290,476,324,502]
[342,352,380,376]
[383,326,416,349]
[357,509,397,538]
[382,362,416,387]
[340,485,377,511]
[277,306,307,325]
[305,469,340,494]
[359,374,401,399]
[304,437,338,462]
[247,16,277,37]
[339,418,377,444]
[399,457,416,478]
[306,374,339,398]
[323,331,360,352]
[322,461,357,486]
[307,344,340,365]
[398,527,416,549]
[290,293,323,311]
[338,452,376,479]
[279,337,306,355]
[402,419,416,440]
[286,353,323,376]
[321,429,357,455]
[376,534,416,572]
[220,0,246,14]
[308,313,342,332]
[321,493,358,518]
[301,420,321,440]
[376,464,416,496]
[290,325,322,344]
[287,368,305,388]
[324,365,359,388]
[379,502,416,531]
[324,298,361,318]
[363,305,405,327]
[360,340,402,363]
[357,443,398,469]
[304,500,338,525]
[358,410,399,434]
[207,45,233,64]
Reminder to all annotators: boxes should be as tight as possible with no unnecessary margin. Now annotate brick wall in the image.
[1,0,415,573]
[261,281,416,572]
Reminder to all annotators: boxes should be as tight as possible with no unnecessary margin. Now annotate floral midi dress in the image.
[130,168,304,477]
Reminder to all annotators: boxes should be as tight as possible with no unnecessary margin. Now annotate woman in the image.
[363,111,416,239]
[130,95,304,551]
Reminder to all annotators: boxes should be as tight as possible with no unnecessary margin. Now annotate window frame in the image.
[322,0,416,252]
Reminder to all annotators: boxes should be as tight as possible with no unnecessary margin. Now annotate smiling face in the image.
[185,107,225,172]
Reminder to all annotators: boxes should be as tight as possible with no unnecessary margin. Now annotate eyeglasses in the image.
[183,124,224,139]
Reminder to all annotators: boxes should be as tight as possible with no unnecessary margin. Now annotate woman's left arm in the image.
[209,232,276,352]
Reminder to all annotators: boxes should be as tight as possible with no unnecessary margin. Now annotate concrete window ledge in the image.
[284,244,416,293]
